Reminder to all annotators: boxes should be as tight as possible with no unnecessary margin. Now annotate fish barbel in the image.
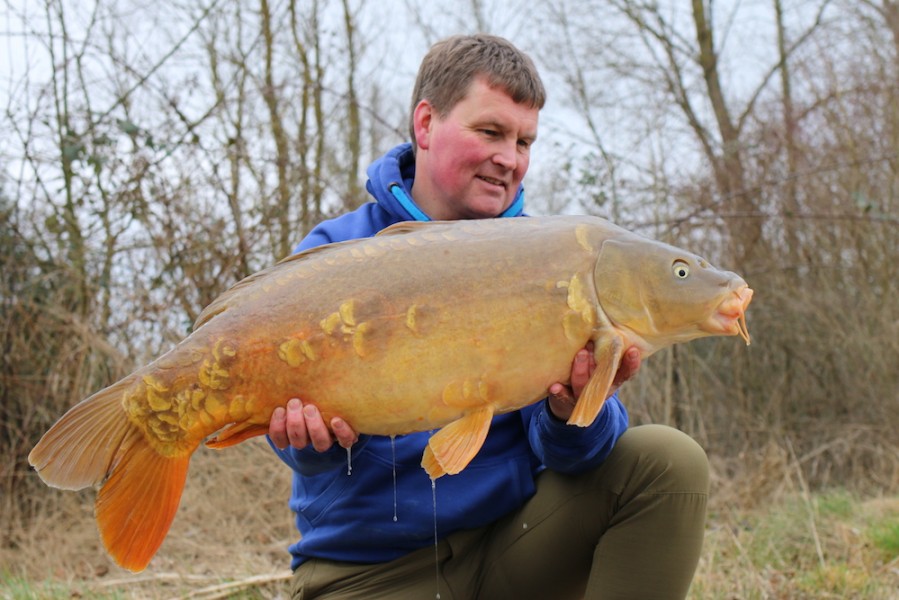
[29,215,752,571]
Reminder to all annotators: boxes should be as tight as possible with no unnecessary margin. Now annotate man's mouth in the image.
[478,175,506,188]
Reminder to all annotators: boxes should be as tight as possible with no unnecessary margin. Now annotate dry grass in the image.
[1,439,295,600]
[692,449,899,600]
[691,493,899,599]
[2,440,898,600]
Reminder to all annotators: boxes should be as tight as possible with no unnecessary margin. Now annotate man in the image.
[268,34,709,600]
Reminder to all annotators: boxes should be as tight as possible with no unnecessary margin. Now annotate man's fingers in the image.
[569,348,595,398]
[285,398,310,449]
[549,382,572,402]
[269,406,288,449]
[614,347,642,386]
[331,417,358,449]
[303,403,336,452]
[275,397,354,453]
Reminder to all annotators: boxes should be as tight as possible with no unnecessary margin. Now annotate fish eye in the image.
[673,260,690,279]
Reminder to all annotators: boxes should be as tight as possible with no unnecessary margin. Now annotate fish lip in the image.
[706,286,753,344]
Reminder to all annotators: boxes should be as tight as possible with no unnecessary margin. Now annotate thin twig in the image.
[786,437,826,569]
[724,508,771,593]
[174,571,293,600]
[93,572,220,587]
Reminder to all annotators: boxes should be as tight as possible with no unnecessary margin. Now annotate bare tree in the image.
[259,0,292,259]
[288,0,327,237]
[341,0,363,208]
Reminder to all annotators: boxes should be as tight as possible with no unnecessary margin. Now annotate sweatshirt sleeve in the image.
[527,393,629,474]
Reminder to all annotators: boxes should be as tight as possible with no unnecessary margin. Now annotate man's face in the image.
[411,77,539,220]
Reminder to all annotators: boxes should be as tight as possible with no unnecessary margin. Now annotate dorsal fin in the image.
[194,222,446,330]
[193,239,362,330]
[375,220,449,237]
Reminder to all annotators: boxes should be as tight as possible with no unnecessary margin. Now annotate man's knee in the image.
[612,424,710,495]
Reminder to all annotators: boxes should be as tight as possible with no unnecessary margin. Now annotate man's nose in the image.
[492,141,517,170]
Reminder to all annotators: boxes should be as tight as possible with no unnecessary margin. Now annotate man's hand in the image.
[269,398,358,451]
[547,344,642,421]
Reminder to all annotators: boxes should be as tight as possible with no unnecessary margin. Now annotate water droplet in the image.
[432,477,440,600]
[346,445,352,476]
[391,435,397,522]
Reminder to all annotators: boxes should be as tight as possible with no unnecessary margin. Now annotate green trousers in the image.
[290,424,709,600]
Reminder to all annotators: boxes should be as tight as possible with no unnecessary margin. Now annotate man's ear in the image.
[412,100,434,151]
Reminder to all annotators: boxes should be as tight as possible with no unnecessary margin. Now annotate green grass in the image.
[691,491,899,599]
[869,519,899,560]
[0,573,124,600]
[0,572,285,600]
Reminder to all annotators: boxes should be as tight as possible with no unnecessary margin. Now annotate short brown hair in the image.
[408,34,546,141]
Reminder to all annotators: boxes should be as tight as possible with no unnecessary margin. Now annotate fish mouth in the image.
[709,285,753,345]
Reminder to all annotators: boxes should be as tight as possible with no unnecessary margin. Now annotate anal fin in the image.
[421,406,494,479]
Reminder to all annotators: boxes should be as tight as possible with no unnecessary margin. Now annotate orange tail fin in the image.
[28,378,191,572]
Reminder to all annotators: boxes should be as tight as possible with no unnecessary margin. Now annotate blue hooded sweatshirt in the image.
[269,143,629,570]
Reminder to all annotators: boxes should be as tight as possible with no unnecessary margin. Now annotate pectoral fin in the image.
[567,334,625,427]
[421,406,495,479]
